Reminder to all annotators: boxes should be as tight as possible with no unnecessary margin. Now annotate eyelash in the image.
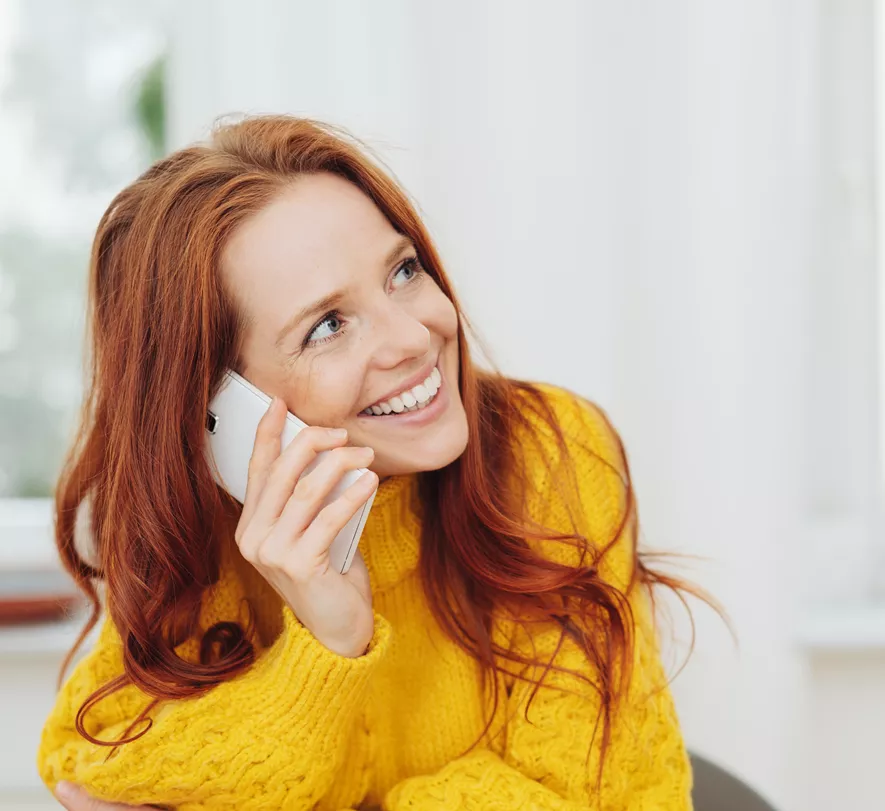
[301,256,426,349]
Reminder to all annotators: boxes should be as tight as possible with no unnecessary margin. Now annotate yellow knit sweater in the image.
[37,383,692,810]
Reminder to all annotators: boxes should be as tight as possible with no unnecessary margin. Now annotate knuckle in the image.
[330,445,360,468]
[246,454,263,478]
[255,545,278,570]
[234,522,251,546]
[340,485,367,507]
[256,413,280,439]
[240,547,257,566]
[344,482,365,500]
[321,447,347,470]
[312,509,336,534]
[302,425,330,445]
[291,480,319,509]
[266,453,289,479]
[238,540,258,564]
[248,446,274,475]
[282,560,309,585]
[321,499,352,529]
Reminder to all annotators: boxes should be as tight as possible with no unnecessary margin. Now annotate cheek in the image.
[285,362,364,426]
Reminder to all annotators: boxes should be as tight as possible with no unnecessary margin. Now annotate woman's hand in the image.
[55,781,165,809]
[235,397,378,658]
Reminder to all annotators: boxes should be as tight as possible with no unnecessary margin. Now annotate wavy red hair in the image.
[54,115,712,775]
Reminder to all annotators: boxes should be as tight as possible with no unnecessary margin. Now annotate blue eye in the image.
[392,257,423,287]
[305,311,344,347]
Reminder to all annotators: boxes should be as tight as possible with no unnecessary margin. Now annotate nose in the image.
[365,302,432,369]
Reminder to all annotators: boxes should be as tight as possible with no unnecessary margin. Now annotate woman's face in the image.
[221,172,469,480]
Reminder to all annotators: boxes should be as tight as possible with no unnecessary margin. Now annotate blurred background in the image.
[0,1,882,809]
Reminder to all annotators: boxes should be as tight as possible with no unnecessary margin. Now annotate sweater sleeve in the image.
[37,603,391,810]
[381,384,692,810]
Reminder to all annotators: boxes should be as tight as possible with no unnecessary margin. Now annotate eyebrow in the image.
[273,234,416,349]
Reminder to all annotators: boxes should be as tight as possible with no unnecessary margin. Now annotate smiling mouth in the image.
[359,366,442,416]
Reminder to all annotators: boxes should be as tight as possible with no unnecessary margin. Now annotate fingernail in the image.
[55,781,77,800]
[330,427,347,438]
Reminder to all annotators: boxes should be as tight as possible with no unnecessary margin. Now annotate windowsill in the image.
[796,604,885,653]
[0,499,96,658]
[0,613,97,658]
[0,498,56,571]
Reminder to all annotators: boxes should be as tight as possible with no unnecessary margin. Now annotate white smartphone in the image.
[204,370,376,574]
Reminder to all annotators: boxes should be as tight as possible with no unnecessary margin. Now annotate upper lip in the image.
[365,357,439,410]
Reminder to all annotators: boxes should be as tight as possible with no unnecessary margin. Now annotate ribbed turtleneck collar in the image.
[359,472,423,593]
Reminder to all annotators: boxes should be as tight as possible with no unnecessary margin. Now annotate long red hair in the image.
[55,115,710,774]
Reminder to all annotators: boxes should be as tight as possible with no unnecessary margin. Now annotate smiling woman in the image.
[223,171,468,480]
[36,114,708,811]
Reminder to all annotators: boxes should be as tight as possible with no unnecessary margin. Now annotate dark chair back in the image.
[690,752,779,811]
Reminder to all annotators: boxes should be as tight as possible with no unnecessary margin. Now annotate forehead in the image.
[222,173,396,308]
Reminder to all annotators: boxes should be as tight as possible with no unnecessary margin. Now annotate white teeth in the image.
[361,366,443,416]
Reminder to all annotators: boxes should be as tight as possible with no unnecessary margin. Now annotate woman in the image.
[38,115,700,810]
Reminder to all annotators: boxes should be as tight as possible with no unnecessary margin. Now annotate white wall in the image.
[164,3,883,810]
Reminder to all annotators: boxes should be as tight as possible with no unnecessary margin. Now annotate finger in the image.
[277,444,375,534]
[283,467,378,562]
[256,446,374,565]
[55,781,153,810]
[249,425,350,529]
[239,396,287,531]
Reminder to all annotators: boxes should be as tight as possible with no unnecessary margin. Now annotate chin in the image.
[376,418,469,478]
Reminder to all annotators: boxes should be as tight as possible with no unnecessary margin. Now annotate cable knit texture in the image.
[37,383,692,809]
